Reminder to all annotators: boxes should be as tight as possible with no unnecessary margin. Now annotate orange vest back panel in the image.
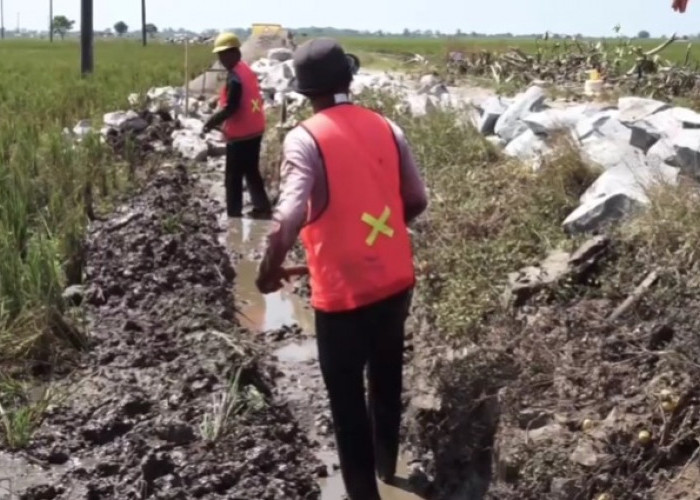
[219,61,266,141]
[299,105,415,312]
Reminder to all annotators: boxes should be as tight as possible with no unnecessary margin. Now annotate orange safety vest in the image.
[219,61,266,141]
[299,104,415,312]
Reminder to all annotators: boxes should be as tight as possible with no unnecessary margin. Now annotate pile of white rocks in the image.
[250,48,458,119]
[67,48,462,167]
[470,85,700,233]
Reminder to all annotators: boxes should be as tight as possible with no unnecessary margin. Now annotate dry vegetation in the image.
[347,92,700,500]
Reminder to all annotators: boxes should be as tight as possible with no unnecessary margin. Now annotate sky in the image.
[2,0,699,37]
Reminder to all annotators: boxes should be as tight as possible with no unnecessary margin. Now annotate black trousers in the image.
[315,290,412,500]
[225,136,271,217]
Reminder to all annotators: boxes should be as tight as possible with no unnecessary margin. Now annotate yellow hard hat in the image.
[213,32,241,53]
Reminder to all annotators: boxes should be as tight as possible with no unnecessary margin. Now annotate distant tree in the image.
[114,21,129,36]
[402,28,411,37]
[638,30,651,39]
[52,15,74,39]
[145,23,158,37]
[455,28,463,36]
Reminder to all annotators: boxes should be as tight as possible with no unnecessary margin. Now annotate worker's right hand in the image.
[256,267,286,294]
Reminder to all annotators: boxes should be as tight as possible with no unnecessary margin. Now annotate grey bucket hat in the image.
[291,38,360,96]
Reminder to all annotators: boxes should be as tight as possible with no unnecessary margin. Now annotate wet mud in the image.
[1,163,320,499]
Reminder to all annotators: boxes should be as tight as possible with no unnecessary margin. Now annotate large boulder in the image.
[671,129,700,178]
[259,61,295,93]
[503,130,551,170]
[146,86,182,114]
[478,96,511,136]
[575,110,630,142]
[522,107,580,135]
[250,58,274,76]
[418,74,441,94]
[617,97,669,123]
[671,107,700,128]
[627,108,682,153]
[575,110,645,171]
[580,136,645,171]
[646,138,678,166]
[103,111,148,133]
[494,86,546,142]
[563,162,679,233]
[178,117,204,134]
[349,72,407,95]
[171,130,208,161]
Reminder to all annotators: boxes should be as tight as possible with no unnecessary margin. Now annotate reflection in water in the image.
[227,218,306,332]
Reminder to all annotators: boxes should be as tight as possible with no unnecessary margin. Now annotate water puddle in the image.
[0,452,88,498]
[212,182,424,499]
[319,453,425,500]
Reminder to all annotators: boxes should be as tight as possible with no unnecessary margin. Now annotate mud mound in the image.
[409,239,700,500]
[103,110,177,165]
[15,165,320,499]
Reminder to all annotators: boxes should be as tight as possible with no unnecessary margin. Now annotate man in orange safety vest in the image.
[204,33,272,219]
[256,38,428,499]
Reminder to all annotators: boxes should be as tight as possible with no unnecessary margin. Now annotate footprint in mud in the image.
[222,216,427,500]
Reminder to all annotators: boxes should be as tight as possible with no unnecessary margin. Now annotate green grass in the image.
[199,367,266,443]
[0,375,55,449]
[0,40,211,363]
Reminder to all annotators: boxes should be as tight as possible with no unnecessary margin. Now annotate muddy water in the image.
[220,214,425,500]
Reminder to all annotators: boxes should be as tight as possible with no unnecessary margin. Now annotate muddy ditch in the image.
[0,162,320,499]
[198,155,428,500]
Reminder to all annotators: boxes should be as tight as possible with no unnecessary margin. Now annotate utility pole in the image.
[141,0,147,46]
[80,0,93,75]
[49,0,53,42]
[1,0,5,40]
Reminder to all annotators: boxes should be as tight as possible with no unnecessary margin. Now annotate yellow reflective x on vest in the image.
[251,98,262,113]
[361,206,394,246]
